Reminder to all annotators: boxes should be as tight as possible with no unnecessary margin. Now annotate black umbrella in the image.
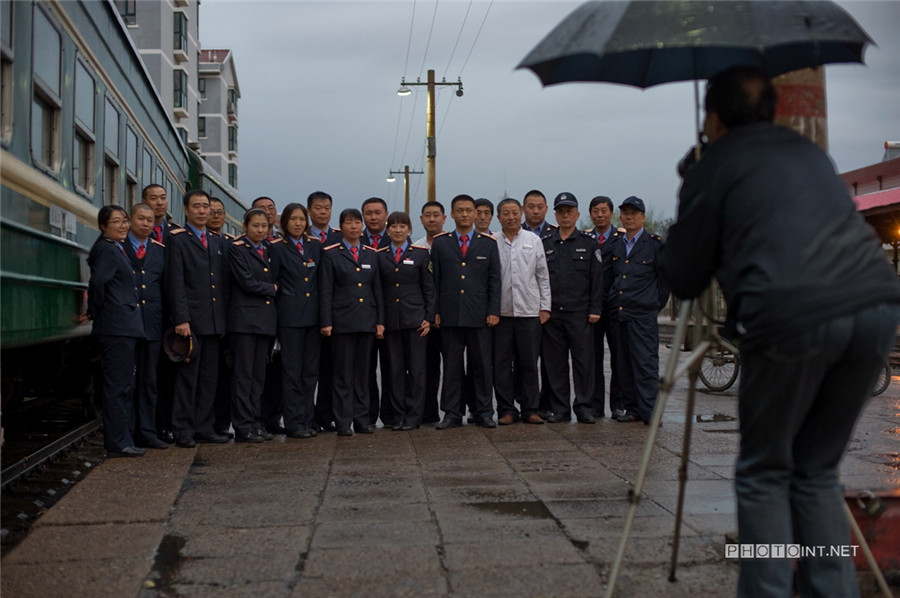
[517,0,873,88]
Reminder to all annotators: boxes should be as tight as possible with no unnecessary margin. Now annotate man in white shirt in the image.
[492,198,551,425]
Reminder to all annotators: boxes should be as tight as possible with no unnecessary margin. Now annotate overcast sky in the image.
[200,0,899,229]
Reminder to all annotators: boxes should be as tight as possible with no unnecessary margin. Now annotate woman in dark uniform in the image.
[270,203,322,439]
[378,212,435,430]
[87,205,146,457]
[228,208,278,443]
[320,208,384,436]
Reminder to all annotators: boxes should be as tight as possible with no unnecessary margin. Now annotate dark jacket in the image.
[589,228,624,304]
[88,236,144,338]
[378,244,436,331]
[363,229,392,250]
[659,122,900,347]
[431,230,501,328]
[319,243,383,333]
[153,219,182,244]
[228,238,277,336]
[164,227,228,336]
[542,228,604,315]
[124,237,165,341]
[608,230,668,320]
[270,235,322,328]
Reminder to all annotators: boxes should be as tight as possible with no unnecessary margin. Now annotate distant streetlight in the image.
[396,69,463,203]
[388,165,424,215]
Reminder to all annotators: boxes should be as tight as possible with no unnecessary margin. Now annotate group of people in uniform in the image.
[86,184,668,457]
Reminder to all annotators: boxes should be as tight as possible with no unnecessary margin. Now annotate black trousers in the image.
[541,311,595,417]
[331,332,374,431]
[279,325,320,434]
[423,327,441,422]
[213,335,232,433]
[591,313,619,417]
[260,347,283,430]
[97,335,138,451]
[493,317,542,418]
[440,326,493,422]
[610,315,659,421]
[385,328,427,427]
[315,336,335,426]
[156,345,175,434]
[230,333,271,436]
[133,338,161,443]
[368,338,396,426]
[172,334,219,440]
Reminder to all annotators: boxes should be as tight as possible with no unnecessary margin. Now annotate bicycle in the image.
[698,345,740,392]
[871,358,892,396]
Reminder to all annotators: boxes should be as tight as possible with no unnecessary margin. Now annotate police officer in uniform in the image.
[320,208,385,436]
[87,205,146,457]
[142,183,182,243]
[587,195,623,418]
[608,196,669,424]
[431,194,501,429]
[540,193,603,423]
[165,189,230,447]
[270,203,323,439]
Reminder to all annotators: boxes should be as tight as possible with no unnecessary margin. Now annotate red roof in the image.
[199,49,231,63]
[853,187,900,212]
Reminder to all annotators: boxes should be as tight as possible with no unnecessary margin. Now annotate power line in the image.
[442,0,473,78]
[417,0,440,78]
[403,0,416,76]
[458,0,493,76]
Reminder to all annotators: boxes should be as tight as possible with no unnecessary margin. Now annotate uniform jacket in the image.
[319,243,384,333]
[124,237,165,341]
[153,219,182,244]
[608,230,669,320]
[541,228,603,315]
[228,238,277,336]
[589,227,624,303]
[377,244,436,331]
[431,230,501,328]
[522,221,558,238]
[310,226,343,246]
[363,229,392,250]
[270,235,322,328]
[164,227,228,336]
[88,236,144,337]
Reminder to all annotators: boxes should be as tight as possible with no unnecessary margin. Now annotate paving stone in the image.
[172,552,301,585]
[177,525,311,558]
[0,559,151,598]
[290,574,448,597]
[442,537,586,569]
[310,520,440,548]
[302,545,444,578]
[166,581,291,597]
[316,501,432,523]
[4,522,162,564]
[449,563,603,597]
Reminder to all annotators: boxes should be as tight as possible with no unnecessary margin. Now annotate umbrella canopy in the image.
[517,0,873,88]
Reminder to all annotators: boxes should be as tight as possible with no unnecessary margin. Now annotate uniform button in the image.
[142,300,146,304]
[461,262,466,267]
[263,268,268,272]
[395,268,399,272]
[210,272,214,277]
[141,284,146,289]
[619,291,623,295]
[358,282,363,287]
[212,285,216,289]
[625,260,629,263]
[395,283,400,287]
[622,275,627,279]
[306,293,310,297]
[461,275,466,280]
[359,298,364,303]
[304,277,309,282]
[266,301,270,305]
[619,306,623,310]
[141,270,145,274]
[213,298,217,302]
[460,289,465,294]
[396,298,400,302]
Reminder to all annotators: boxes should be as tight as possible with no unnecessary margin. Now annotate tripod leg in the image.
[843,500,892,598]
[669,365,699,582]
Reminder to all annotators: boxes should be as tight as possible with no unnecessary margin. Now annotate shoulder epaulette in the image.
[435,232,451,238]
[103,236,116,243]
[240,240,251,247]
[547,223,558,228]
[330,227,341,233]
[324,243,341,251]
[477,233,497,241]
[411,244,429,250]
[150,238,165,247]
[208,230,220,237]
[305,235,321,243]
[617,227,626,233]
[651,234,663,242]
[170,228,186,235]
[374,246,389,252]
[362,244,377,251]
[270,237,286,244]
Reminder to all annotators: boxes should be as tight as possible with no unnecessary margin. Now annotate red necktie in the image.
[350,246,359,262]
[460,234,469,257]
[598,234,605,246]
[257,247,264,260]
[201,232,208,248]
[154,225,162,243]
[136,243,145,259]
[372,234,381,248]
[320,230,326,243]
[297,240,303,254]
[395,247,403,264]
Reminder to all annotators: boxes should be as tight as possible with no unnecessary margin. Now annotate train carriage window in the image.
[74,61,94,131]
[1,1,12,144]
[104,158,119,206]
[31,6,61,170]
[126,127,137,175]
[156,164,165,186]
[125,176,137,210]
[142,148,153,187]
[103,99,120,206]
[73,60,96,195]
[104,99,119,157]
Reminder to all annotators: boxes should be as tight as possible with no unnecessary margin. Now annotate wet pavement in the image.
[2,340,899,597]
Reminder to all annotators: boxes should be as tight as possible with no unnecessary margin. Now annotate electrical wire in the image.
[417,0,440,78]
[458,0,493,76]
[403,0,416,77]
[442,0,473,78]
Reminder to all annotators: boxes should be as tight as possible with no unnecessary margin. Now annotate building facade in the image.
[199,49,239,188]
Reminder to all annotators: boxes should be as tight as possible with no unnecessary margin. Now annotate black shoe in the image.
[256,429,274,441]
[355,424,375,434]
[400,424,420,431]
[575,413,596,424]
[286,429,315,439]
[195,433,229,444]
[391,423,405,431]
[616,412,639,423]
[266,425,287,435]
[141,438,170,450]
[436,419,462,430]
[466,415,477,424]
[108,446,145,458]
[175,437,196,448]
[475,417,497,428]
[215,429,235,439]
[544,413,570,424]
[612,409,627,419]
[316,421,337,433]
[159,429,176,444]
[235,432,264,443]
[336,428,353,437]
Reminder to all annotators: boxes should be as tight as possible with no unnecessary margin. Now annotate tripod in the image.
[602,291,893,598]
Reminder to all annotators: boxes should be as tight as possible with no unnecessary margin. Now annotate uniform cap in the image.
[619,196,646,213]
[553,192,578,209]
[163,327,198,363]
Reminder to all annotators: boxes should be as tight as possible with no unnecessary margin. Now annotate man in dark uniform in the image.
[207,196,234,438]
[307,191,341,431]
[521,189,557,237]
[414,201,447,424]
[540,193,603,423]
[164,189,230,447]
[588,195,623,418]
[474,198,495,235]
[124,204,168,449]
[608,196,669,424]
[361,197,394,427]
[431,194,501,429]
[142,183,181,243]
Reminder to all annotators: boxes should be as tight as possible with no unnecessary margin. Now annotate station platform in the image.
[2,343,897,597]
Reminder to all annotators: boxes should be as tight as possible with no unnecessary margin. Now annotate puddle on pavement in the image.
[142,534,188,597]
[466,500,553,519]
[696,413,736,423]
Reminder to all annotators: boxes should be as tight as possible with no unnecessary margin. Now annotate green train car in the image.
[0,1,245,411]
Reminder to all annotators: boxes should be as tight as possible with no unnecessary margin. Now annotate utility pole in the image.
[387,166,424,215]
[397,70,463,204]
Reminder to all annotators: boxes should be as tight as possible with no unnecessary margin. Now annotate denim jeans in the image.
[736,303,900,597]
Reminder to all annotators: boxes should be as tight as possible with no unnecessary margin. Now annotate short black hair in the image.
[387,211,411,227]
[209,196,224,207]
[474,198,494,215]
[252,196,275,208]
[496,198,521,212]
[339,208,363,225]
[141,183,165,200]
[130,203,154,217]
[705,66,777,129]
[307,191,332,208]
[183,188,209,207]
[421,201,445,215]
[451,194,475,210]
[589,196,613,211]
[98,204,128,228]
[523,189,546,204]
[362,197,388,211]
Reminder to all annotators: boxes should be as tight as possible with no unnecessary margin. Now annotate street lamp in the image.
[396,69,464,204]
[387,165,424,215]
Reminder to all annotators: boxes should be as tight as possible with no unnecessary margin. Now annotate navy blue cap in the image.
[553,192,578,209]
[619,196,645,213]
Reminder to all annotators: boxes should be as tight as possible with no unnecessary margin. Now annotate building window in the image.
[1,0,12,144]
[173,69,187,110]
[198,77,206,99]
[125,175,137,210]
[73,132,94,193]
[104,158,119,206]
[228,88,237,115]
[228,163,237,188]
[142,148,152,187]
[198,117,206,138]
[117,0,136,26]
[32,6,61,170]
[177,126,188,145]
[173,12,187,52]
[74,61,95,131]
[104,98,119,157]
[228,125,237,153]
[126,127,137,175]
